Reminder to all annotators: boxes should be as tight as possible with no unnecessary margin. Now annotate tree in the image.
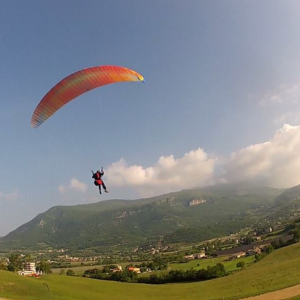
[254,253,266,263]
[7,254,22,272]
[36,261,52,274]
[243,235,253,245]
[264,245,274,254]
[292,229,300,243]
[84,268,102,275]
[23,254,32,262]
[59,268,65,275]
[0,261,7,270]
[66,269,75,276]
[236,261,246,269]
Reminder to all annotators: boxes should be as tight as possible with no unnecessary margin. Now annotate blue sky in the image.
[2,0,300,236]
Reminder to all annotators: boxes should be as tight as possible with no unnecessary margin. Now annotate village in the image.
[0,224,286,278]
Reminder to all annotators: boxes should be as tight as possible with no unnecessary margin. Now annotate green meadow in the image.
[51,261,143,275]
[169,256,254,272]
[1,243,300,300]
[51,256,254,276]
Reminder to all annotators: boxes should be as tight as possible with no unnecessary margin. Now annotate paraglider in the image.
[92,168,108,194]
[31,65,144,128]
[31,65,144,195]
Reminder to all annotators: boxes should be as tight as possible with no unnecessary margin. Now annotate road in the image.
[241,283,300,300]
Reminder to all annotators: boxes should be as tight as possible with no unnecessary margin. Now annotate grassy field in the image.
[1,243,300,300]
[169,256,254,272]
[51,264,103,275]
[51,261,143,275]
[51,256,254,275]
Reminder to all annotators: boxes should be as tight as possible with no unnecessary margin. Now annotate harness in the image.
[94,172,103,186]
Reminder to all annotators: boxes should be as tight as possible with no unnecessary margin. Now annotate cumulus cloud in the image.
[222,124,300,188]
[258,82,300,106]
[0,190,21,201]
[59,178,87,194]
[106,148,216,196]
[104,124,300,196]
[70,178,88,192]
[274,111,300,125]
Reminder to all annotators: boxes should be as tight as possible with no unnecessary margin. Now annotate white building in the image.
[18,262,38,277]
[24,262,36,273]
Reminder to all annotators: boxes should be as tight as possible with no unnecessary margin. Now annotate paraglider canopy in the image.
[31,65,144,128]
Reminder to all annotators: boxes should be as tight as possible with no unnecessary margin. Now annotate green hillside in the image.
[1,242,300,300]
[0,184,284,251]
[275,183,300,204]
[260,184,300,225]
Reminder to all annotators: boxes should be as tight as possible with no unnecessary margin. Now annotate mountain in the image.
[275,183,300,204]
[0,183,288,252]
[258,184,300,223]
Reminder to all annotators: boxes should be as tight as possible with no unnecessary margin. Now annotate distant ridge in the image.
[2,182,300,252]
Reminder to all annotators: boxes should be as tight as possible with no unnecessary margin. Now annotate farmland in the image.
[51,255,254,275]
[1,242,300,300]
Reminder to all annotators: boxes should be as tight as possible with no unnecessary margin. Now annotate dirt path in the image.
[241,283,300,300]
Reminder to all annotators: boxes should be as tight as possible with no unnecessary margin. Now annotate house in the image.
[247,246,261,256]
[229,252,246,260]
[18,262,41,277]
[264,227,273,233]
[247,249,256,256]
[127,267,141,273]
[194,251,206,259]
[236,252,246,258]
[110,265,123,273]
[24,262,36,273]
[184,255,194,260]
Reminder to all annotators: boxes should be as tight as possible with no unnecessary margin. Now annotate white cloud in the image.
[104,124,300,196]
[274,111,300,125]
[258,82,300,106]
[0,190,21,201]
[70,178,88,193]
[106,148,216,196]
[59,178,87,194]
[222,124,300,188]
